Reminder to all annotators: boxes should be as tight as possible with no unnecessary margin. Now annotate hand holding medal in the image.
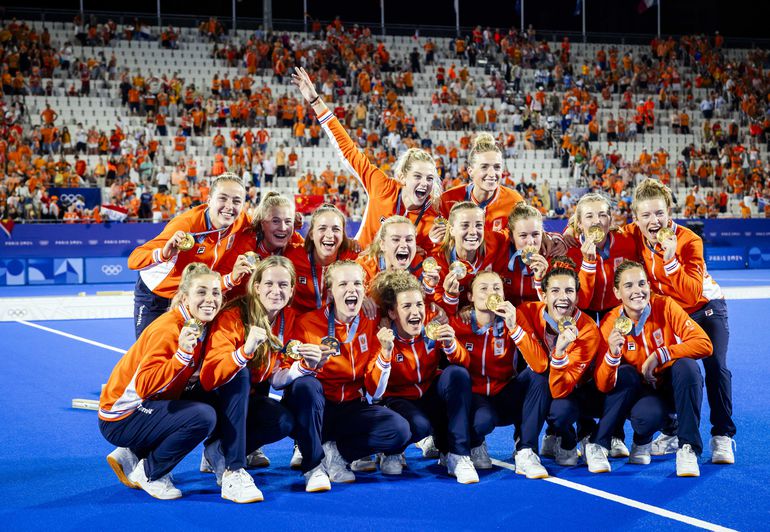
[656,227,677,262]
[179,318,202,353]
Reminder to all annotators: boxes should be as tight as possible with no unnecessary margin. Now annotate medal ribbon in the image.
[327,303,361,345]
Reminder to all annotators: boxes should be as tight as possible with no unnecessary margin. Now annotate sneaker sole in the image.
[473,462,494,470]
[628,458,651,465]
[329,478,356,483]
[515,470,549,479]
[306,483,332,493]
[677,471,700,477]
[222,494,264,503]
[455,477,480,484]
[711,457,734,464]
[610,451,630,458]
[351,465,377,472]
[290,462,303,470]
[144,489,182,500]
[246,461,271,468]
[588,466,611,474]
[107,456,139,489]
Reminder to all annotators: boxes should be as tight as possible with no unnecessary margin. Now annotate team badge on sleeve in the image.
[653,329,664,347]
[494,338,505,356]
[358,334,369,353]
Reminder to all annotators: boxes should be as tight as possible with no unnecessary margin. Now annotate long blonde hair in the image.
[394,147,442,207]
[363,215,415,259]
[236,256,296,368]
[252,191,294,241]
[439,201,484,260]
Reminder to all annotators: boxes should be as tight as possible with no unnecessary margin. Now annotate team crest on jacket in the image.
[653,329,664,347]
[494,338,505,356]
[358,334,368,352]
[493,219,503,231]
[226,234,234,250]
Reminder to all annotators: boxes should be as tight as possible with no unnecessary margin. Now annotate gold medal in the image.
[424,320,442,340]
[244,251,260,266]
[521,245,538,265]
[449,261,467,279]
[656,227,675,243]
[613,316,633,336]
[587,225,605,244]
[486,293,503,312]
[434,216,448,227]
[177,232,196,251]
[557,316,575,332]
[183,318,204,338]
[422,257,439,273]
[284,340,302,360]
[320,336,340,353]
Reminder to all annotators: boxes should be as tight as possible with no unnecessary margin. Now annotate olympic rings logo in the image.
[7,308,27,317]
[59,194,86,204]
[101,265,123,275]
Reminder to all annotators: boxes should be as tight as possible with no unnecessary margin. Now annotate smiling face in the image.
[544,274,577,320]
[403,160,437,208]
[260,205,294,251]
[381,222,416,270]
[207,180,245,229]
[329,264,365,322]
[311,211,344,263]
[577,199,611,245]
[450,208,485,255]
[468,272,504,313]
[182,275,223,322]
[633,197,671,245]
[613,266,650,316]
[511,217,543,251]
[255,265,293,315]
[388,289,425,338]
[470,150,503,196]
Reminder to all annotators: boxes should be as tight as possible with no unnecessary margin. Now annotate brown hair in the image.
[210,171,246,197]
[507,201,542,235]
[541,256,580,292]
[303,204,355,257]
[370,269,423,313]
[613,260,646,289]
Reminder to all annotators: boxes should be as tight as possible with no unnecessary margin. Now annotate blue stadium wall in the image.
[1,219,769,285]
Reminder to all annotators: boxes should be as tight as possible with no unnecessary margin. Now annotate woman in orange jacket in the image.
[450,271,551,479]
[367,270,477,483]
[594,260,712,477]
[201,256,303,485]
[626,178,735,464]
[516,257,605,472]
[99,264,262,503]
[128,173,256,338]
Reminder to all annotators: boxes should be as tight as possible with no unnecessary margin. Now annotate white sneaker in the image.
[447,453,479,484]
[554,441,579,466]
[246,447,271,468]
[470,442,493,470]
[514,448,548,479]
[651,433,679,456]
[290,444,303,470]
[379,453,404,475]
[106,447,139,488]
[303,464,331,493]
[610,437,630,458]
[221,468,264,503]
[127,459,182,500]
[322,441,355,483]
[540,434,558,458]
[676,444,700,477]
[351,455,378,472]
[200,441,225,486]
[583,442,611,473]
[628,442,652,465]
[709,436,735,464]
[415,435,440,459]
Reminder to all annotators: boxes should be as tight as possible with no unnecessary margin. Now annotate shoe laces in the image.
[456,455,475,470]
[680,444,696,458]
[713,436,735,453]
[518,448,538,464]
[588,444,607,461]
[157,472,176,489]
[225,468,252,487]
